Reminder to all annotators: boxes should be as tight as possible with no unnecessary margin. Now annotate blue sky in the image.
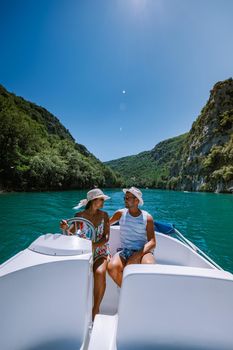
[1,0,233,161]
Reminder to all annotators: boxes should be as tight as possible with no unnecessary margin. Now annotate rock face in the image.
[172,78,233,193]
[107,78,233,193]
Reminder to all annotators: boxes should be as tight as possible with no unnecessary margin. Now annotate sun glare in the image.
[130,0,148,12]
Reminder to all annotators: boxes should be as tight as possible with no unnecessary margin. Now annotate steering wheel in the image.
[62,217,96,241]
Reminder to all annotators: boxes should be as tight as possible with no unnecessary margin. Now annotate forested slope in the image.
[0,85,121,191]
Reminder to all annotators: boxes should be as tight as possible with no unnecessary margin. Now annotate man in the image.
[108,187,156,287]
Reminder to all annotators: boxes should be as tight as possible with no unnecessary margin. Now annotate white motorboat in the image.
[1,219,233,350]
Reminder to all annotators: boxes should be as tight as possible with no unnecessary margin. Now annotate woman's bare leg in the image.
[93,257,108,320]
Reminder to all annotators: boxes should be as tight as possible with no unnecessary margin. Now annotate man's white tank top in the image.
[119,208,148,250]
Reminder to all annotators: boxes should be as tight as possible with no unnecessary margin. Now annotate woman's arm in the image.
[92,212,110,248]
[60,212,83,235]
[92,210,122,249]
[60,220,76,235]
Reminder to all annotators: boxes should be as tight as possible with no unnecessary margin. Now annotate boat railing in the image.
[154,221,223,271]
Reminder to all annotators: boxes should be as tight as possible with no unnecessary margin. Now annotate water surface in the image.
[0,189,233,272]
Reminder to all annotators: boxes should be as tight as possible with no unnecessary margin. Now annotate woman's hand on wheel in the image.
[60,219,68,230]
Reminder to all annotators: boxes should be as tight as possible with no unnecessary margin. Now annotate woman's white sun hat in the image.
[123,187,144,206]
[73,188,110,209]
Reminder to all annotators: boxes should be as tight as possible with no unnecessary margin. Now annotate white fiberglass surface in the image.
[100,227,215,315]
[109,226,214,269]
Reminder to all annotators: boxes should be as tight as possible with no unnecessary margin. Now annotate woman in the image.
[60,188,111,320]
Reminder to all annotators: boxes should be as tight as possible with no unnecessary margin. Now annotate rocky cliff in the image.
[107,78,233,193]
[171,78,233,192]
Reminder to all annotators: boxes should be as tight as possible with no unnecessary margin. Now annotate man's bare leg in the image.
[107,253,126,287]
[141,252,155,264]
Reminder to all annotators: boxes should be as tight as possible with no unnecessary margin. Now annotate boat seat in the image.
[116,264,233,350]
[0,255,92,350]
[109,226,212,268]
[154,232,214,268]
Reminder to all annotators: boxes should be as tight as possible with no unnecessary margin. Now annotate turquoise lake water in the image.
[0,189,233,272]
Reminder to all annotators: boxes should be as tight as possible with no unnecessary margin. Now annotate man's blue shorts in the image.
[117,248,154,261]
[117,248,139,260]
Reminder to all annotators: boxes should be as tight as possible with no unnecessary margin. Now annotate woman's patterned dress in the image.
[76,218,111,263]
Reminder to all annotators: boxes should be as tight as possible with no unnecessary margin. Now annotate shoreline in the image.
[0,187,232,195]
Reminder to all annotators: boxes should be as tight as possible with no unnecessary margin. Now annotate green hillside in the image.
[0,85,121,191]
[106,134,187,188]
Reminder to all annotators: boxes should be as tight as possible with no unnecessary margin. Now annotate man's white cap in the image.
[123,187,144,206]
[73,188,110,209]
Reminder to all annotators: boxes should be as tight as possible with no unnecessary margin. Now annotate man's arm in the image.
[109,210,123,225]
[142,214,156,253]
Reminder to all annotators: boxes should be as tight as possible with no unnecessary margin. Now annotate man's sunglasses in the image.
[124,195,135,200]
